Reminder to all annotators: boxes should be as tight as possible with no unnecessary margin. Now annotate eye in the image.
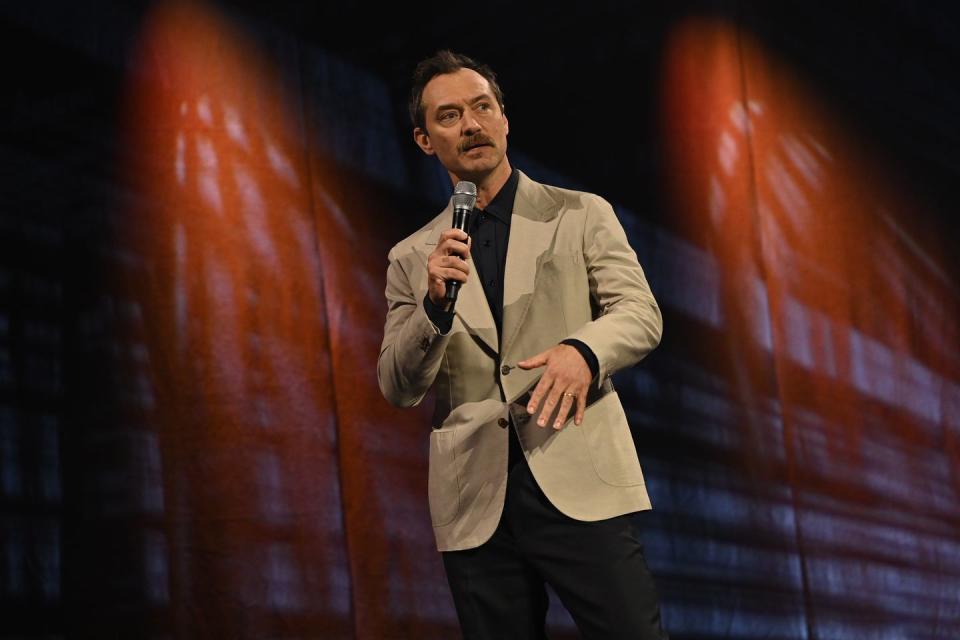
[439,111,458,123]
[476,102,491,112]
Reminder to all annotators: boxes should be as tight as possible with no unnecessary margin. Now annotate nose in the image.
[461,111,481,136]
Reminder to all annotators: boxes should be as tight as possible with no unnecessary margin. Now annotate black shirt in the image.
[463,168,516,336]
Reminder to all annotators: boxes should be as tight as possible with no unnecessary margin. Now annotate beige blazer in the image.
[378,171,662,551]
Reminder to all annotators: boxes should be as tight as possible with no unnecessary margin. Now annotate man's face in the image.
[414,68,509,182]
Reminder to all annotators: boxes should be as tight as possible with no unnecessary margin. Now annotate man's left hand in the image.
[517,344,592,429]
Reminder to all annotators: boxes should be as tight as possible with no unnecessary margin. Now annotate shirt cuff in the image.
[561,339,599,380]
[423,293,454,335]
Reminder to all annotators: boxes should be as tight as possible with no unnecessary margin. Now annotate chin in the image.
[460,156,503,176]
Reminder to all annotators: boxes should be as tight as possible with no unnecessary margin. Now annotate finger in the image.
[527,374,553,417]
[575,389,587,425]
[436,234,468,250]
[554,391,577,429]
[449,242,471,260]
[537,384,565,428]
[429,257,469,278]
[518,350,549,371]
[440,229,469,243]
[428,266,467,284]
[441,255,470,274]
[439,238,470,257]
[436,267,468,282]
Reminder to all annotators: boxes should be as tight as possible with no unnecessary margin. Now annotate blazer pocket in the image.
[428,427,461,527]
[578,392,645,487]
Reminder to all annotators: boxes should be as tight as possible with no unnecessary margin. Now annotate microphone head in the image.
[452,181,477,210]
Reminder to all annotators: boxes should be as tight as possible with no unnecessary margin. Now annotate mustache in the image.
[458,134,494,153]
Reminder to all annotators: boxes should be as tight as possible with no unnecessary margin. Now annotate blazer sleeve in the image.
[377,245,452,407]
[564,195,662,387]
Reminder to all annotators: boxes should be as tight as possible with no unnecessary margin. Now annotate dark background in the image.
[2,1,959,638]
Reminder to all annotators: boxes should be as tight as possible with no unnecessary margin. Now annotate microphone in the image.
[444,181,477,308]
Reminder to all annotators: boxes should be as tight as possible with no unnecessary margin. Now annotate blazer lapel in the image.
[501,172,563,358]
[420,207,499,354]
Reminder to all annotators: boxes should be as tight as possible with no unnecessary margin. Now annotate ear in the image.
[413,127,435,156]
[503,113,509,136]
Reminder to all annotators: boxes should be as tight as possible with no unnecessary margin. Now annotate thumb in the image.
[517,350,549,369]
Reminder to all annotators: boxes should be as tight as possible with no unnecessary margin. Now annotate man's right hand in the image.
[427,229,472,306]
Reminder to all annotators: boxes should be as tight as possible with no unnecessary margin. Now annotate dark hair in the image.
[408,50,505,131]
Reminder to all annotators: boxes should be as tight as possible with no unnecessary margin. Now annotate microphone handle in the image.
[444,206,472,306]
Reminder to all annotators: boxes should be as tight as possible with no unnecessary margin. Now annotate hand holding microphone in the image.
[427,181,477,312]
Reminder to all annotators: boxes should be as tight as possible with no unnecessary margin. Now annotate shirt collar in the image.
[477,168,518,225]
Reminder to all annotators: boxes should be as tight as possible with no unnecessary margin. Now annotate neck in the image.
[449,158,512,210]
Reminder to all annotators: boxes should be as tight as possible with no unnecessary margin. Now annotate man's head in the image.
[410,50,510,184]
[409,51,505,131]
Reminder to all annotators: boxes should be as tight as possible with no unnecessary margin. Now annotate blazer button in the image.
[497,418,509,428]
[501,364,512,375]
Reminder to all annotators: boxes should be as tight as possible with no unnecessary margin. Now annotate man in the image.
[378,50,668,639]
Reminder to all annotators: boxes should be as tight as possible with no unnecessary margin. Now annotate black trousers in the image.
[442,459,669,639]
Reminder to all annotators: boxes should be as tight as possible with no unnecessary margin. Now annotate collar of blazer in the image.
[419,171,564,357]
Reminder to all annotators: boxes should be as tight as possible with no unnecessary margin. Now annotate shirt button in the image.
[483,240,491,247]
[488,279,496,287]
[501,364,511,375]
[498,418,509,428]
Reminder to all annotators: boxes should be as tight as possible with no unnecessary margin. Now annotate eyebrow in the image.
[434,94,494,114]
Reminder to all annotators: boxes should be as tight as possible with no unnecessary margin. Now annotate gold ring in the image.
[563,392,575,398]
